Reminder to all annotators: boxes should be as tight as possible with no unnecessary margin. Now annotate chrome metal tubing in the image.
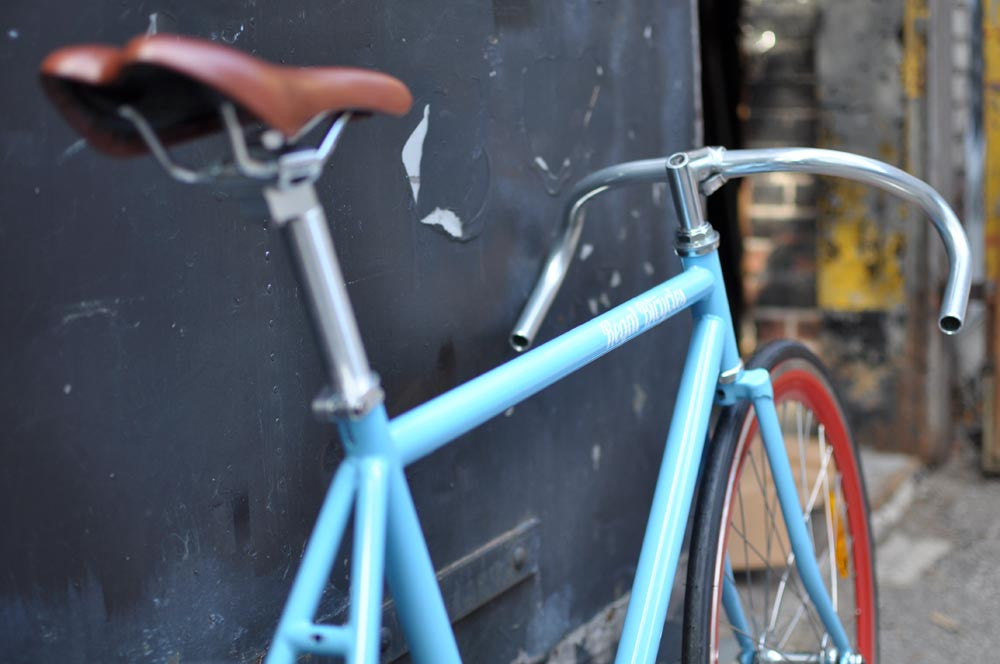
[687,146,972,333]
[220,103,279,180]
[511,146,971,347]
[118,105,236,184]
[756,649,833,664]
[664,152,705,231]
[509,157,671,351]
[275,185,381,415]
[119,105,350,187]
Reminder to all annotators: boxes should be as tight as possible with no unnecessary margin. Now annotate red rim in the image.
[709,365,876,663]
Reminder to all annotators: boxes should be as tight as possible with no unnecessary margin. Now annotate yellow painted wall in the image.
[985,1,1000,281]
[818,181,905,311]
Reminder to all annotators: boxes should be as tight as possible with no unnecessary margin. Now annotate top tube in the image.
[390,265,716,465]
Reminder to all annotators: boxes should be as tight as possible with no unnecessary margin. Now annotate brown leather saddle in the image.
[40,34,413,156]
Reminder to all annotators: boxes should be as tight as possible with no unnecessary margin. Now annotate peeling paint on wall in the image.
[58,296,144,327]
[419,207,463,239]
[401,105,467,239]
[632,383,647,416]
[56,138,86,165]
[533,155,572,195]
[402,104,430,203]
[146,12,172,35]
[582,83,601,128]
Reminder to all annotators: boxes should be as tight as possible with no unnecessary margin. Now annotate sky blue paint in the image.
[268,248,852,664]
[390,265,715,465]
[723,556,756,663]
[752,385,852,655]
[383,463,462,663]
[265,461,357,664]
[614,315,724,664]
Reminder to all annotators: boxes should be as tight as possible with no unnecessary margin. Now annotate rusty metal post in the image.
[982,0,1000,470]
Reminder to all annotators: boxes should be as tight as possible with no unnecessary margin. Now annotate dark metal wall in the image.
[0,1,700,661]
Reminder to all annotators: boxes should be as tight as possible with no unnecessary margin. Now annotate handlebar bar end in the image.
[510,333,531,353]
[939,315,962,335]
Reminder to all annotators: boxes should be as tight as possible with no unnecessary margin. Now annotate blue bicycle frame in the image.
[37,34,972,664]
[262,146,972,664]
[265,249,856,664]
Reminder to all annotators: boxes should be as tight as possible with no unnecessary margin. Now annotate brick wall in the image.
[739,0,822,351]
[739,0,975,458]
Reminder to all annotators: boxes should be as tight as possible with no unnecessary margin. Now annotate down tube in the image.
[615,314,725,664]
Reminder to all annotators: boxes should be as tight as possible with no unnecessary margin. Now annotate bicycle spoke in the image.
[729,522,825,641]
[743,445,798,644]
[736,484,760,637]
[767,563,791,634]
[774,548,831,649]
[796,402,809,510]
[761,452,786,647]
[751,446,775,646]
[819,425,838,613]
[689,346,879,664]
[729,411,843,654]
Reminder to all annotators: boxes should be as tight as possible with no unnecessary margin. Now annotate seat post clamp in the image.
[264,179,322,227]
[311,379,385,421]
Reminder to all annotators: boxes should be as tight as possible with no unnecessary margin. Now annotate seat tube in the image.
[265,182,382,416]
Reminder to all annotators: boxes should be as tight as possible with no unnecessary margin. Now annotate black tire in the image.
[682,340,878,663]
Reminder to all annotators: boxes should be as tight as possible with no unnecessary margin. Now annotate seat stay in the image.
[265,461,357,663]
[266,405,461,664]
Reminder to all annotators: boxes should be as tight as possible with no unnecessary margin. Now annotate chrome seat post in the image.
[265,178,382,419]
[260,114,383,420]
[118,102,383,419]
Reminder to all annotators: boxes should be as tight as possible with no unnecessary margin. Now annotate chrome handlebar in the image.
[509,158,674,351]
[510,146,972,351]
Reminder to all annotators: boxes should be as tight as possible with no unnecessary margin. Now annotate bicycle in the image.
[39,34,971,664]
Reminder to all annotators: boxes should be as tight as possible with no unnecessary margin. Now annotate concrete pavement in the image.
[875,444,1000,662]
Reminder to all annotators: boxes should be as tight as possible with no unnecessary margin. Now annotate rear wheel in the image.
[683,340,877,663]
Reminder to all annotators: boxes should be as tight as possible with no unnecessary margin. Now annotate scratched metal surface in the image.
[0,1,699,661]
